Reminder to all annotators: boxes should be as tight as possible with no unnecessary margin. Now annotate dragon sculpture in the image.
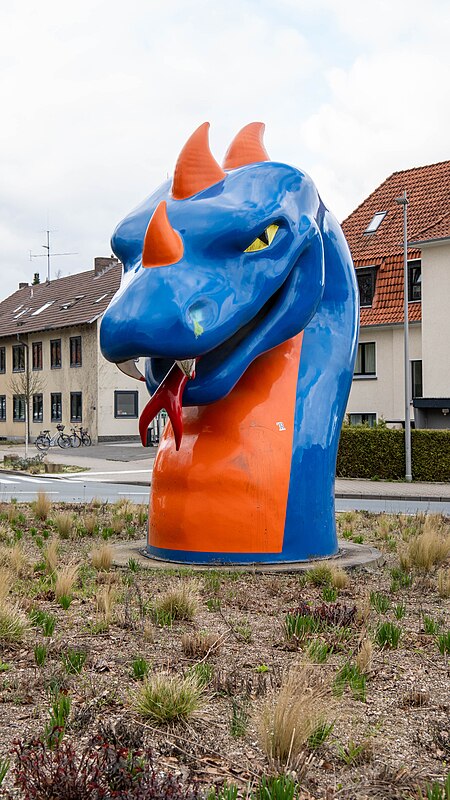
[100,122,359,564]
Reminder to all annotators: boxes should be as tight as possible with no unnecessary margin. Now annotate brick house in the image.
[0,257,149,443]
[342,160,450,429]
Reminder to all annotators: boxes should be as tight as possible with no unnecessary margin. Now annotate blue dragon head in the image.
[100,123,326,445]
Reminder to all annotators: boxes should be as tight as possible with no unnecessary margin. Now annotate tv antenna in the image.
[29,230,78,283]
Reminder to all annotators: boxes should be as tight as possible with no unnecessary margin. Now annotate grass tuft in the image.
[153,582,199,625]
[53,512,74,539]
[181,630,221,658]
[437,568,450,599]
[132,672,205,723]
[376,621,402,649]
[404,519,449,573]
[33,492,52,521]
[54,563,78,601]
[0,600,28,642]
[91,544,113,572]
[43,539,59,576]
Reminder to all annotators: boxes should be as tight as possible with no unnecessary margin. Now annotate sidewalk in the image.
[0,441,449,500]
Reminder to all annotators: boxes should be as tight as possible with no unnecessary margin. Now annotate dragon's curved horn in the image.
[172,122,226,200]
[142,201,184,268]
[223,122,270,169]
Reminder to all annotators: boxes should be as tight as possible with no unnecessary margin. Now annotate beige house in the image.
[0,257,149,443]
[342,160,450,429]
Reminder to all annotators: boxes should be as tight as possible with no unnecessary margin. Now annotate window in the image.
[32,341,43,370]
[13,395,25,421]
[51,393,62,422]
[0,347,5,374]
[70,392,82,422]
[348,413,377,427]
[31,301,54,316]
[12,344,25,372]
[364,211,387,234]
[408,260,421,302]
[356,267,377,307]
[50,339,62,369]
[70,336,82,367]
[411,360,423,399]
[354,342,376,377]
[0,396,5,421]
[33,394,43,423]
[114,391,138,418]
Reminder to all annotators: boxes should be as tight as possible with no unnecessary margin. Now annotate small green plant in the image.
[236,619,252,643]
[188,661,213,688]
[334,663,366,701]
[336,737,372,766]
[131,656,150,680]
[59,595,72,610]
[306,564,332,587]
[307,720,334,750]
[255,664,270,673]
[307,640,331,664]
[284,612,320,641]
[0,757,10,788]
[370,591,390,614]
[437,631,450,656]
[44,692,71,746]
[257,774,303,799]
[0,660,10,672]
[127,557,139,572]
[132,672,204,723]
[230,697,250,738]
[423,615,440,635]
[61,649,87,675]
[390,566,413,590]
[376,621,402,649]
[352,534,364,544]
[394,602,406,620]
[322,586,337,602]
[207,783,239,800]
[34,643,47,667]
[417,772,450,800]
[206,597,221,612]
[29,609,56,637]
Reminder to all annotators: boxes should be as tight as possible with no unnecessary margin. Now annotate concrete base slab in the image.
[113,539,383,572]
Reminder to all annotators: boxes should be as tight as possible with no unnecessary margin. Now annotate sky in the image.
[1,0,449,299]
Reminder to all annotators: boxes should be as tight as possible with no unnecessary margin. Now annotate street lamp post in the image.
[396,190,412,482]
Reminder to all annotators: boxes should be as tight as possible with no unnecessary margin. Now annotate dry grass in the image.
[0,600,28,642]
[82,514,98,536]
[181,630,221,658]
[256,664,333,769]
[404,523,449,572]
[43,539,59,576]
[33,491,52,521]
[95,582,117,622]
[437,568,450,598]
[132,672,205,723]
[154,582,199,622]
[0,524,11,544]
[329,565,349,589]
[91,544,113,572]
[0,568,13,602]
[53,511,74,539]
[0,543,31,578]
[54,563,79,601]
[355,639,373,674]
[137,505,148,526]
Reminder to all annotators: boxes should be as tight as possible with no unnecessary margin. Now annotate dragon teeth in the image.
[176,359,196,378]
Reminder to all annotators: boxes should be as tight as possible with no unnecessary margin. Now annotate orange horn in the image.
[172,122,226,200]
[142,201,184,268]
[223,122,270,169]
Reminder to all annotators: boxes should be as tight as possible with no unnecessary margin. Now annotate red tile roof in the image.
[0,262,121,339]
[342,160,450,326]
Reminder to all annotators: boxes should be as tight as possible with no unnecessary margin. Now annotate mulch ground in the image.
[0,502,448,799]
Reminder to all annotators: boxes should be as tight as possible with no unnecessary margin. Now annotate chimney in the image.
[94,255,120,277]
[19,282,28,289]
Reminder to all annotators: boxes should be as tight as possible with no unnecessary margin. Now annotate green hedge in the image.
[337,427,450,482]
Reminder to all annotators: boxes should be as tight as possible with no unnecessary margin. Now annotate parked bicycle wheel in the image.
[57,433,71,448]
[36,433,50,451]
[69,431,81,447]
[81,432,91,446]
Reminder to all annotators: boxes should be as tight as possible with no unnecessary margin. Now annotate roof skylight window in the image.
[94,293,108,304]
[60,295,85,311]
[14,308,31,319]
[31,301,55,316]
[364,211,387,234]
[12,305,23,314]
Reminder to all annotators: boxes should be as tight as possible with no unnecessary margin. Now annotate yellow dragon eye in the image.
[244,223,279,253]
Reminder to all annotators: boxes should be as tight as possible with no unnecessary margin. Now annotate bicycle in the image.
[79,426,91,447]
[35,424,71,451]
[69,427,82,448]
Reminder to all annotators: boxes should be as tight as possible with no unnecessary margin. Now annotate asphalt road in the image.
[0,472,449,514]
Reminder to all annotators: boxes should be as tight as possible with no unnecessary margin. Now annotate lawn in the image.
[0,498,449,800]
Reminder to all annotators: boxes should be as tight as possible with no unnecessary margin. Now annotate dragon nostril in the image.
[187,299,217,338]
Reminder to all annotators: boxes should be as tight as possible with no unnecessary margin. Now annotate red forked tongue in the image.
[139,361,195,450]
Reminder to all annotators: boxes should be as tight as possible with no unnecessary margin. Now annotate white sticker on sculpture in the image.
[276,421,286,431]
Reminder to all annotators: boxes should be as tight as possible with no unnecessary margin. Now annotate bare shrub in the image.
[355,639,373,674]
[33,491,52,521]
[91,544,113,572]
[256,663,333,770]
[181,630,221,659]
[437,568,450,599]
[53,512,74,540]
[43,539,59,576]
[55,564,79,601]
